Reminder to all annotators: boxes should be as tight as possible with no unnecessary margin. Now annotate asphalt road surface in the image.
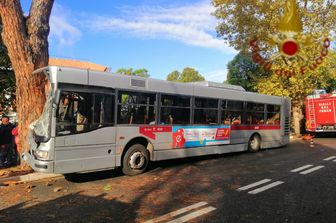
[1,137,336,223]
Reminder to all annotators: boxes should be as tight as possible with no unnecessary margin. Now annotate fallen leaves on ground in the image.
[53,187,63,192]
[0,166,33,179]
[103,184,112,191]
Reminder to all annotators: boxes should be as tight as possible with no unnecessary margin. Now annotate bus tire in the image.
[122,144,149,176]
[248,134,261,152]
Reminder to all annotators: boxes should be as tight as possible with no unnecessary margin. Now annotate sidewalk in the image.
[0,172,62,184]
[0,166,62,185]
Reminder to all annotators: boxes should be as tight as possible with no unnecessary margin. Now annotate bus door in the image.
[54,90,116,173]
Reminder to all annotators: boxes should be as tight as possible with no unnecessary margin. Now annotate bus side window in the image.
[56,93,74,134]
[194,98,219,125]
[160,94,191,125]
[74,94,92,132]
[93,94,114,128]
[266,104,281,125]
[56,92,93,135]
[117,91,156,125]
[222,100,243,125]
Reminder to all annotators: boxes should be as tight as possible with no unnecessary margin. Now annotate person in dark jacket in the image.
[0,115,15,168]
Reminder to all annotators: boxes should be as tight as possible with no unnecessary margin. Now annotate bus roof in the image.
[41,66,287,105]
[192,81,246,91]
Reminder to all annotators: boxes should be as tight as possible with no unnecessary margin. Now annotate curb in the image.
[0,173,63,184]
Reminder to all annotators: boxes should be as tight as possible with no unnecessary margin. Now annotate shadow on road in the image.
[2,140,335,223]
[0,192,136,223]
[64,151,247,183]
[64,146,288,184]
[63,168,124,183]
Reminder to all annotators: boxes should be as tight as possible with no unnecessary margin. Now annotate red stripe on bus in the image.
[139,126,172,140]
[231,125,281,130]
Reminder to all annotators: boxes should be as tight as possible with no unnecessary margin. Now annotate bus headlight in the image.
[35,150,49,159]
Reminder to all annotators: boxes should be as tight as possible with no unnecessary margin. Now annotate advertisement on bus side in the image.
[172,126,230,148]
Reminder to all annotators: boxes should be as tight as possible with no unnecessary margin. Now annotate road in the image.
[1,137,336,223]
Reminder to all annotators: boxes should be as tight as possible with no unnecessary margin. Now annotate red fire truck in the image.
[306,90,336,132]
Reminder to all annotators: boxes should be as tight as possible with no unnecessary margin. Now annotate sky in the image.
[21,0,237,82]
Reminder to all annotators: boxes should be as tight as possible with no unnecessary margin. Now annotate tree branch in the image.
[26,0,54,68]
[0,0,32,71]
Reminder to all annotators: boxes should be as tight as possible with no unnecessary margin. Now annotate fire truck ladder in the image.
[307,98,316,129]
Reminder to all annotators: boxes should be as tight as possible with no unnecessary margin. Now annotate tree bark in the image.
[0,0,54,161]
[292,105,304,135]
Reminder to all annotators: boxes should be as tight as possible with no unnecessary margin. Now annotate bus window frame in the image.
[55,84,115,136]
[116,89,157,125]
[221,99,244,125]
[193,97,220,125]
[159,93,192,125]
[265,104,281,125]
[245,102,266,125]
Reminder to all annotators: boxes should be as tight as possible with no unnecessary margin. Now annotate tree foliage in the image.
[213,0,336,52]
[0,22,15,113]
[167,67,205,82]
[213,0,336,133]
[116,68,150,77]
[255,50,336,105]
[226,51,269,91]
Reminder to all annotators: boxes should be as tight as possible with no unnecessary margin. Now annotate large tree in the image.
[226,51,269,91]
[255,50,336,133]
[0,0,54,155]
[167,67,205,82]
[213,0,336,134]
[0,22,15,113]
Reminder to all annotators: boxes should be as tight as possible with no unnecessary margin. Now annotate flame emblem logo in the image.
[250,0,331,76]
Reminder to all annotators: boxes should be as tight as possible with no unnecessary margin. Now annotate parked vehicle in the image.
[23,66,291,176]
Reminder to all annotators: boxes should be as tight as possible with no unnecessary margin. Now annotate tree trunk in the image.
[0,0,54,164]
[292,105,304,135]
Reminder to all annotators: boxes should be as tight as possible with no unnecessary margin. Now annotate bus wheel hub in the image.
[129,152,145,169]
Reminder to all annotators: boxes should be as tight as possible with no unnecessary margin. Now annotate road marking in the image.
[144,201,208,223]
[290,164,314,172]
[323,156,336,161]
[237,179,271,191]
[299,165,324,175]
[167,206,216,223]
[333,159,336,162]
[248,181,284,195]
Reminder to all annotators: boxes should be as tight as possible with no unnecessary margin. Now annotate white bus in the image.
[23,66,291,176]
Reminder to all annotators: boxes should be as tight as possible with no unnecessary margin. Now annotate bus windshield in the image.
[29,79,53,143]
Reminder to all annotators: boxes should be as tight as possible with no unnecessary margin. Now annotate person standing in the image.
[0,115,15,168]
[11,126,20,165]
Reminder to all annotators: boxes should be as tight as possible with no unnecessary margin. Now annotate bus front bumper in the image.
[22,151,54,173]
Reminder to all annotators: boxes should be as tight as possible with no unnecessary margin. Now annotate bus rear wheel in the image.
[122,144,149,176]
[248,134,261,152]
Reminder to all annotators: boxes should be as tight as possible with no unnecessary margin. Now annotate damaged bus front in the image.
[22,67,57,173]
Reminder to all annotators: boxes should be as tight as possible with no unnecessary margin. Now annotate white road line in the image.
[299,165,324,175]
[248,181,284,195]
[290,164,313,172]
[323,156,336,161]
[144,201,208,223]
[237,179,271,191]
[167,206,216,223]
[333,159,336,162]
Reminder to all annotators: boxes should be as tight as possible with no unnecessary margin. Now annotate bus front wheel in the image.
[122,144,149,176]
[248,134,261,152]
